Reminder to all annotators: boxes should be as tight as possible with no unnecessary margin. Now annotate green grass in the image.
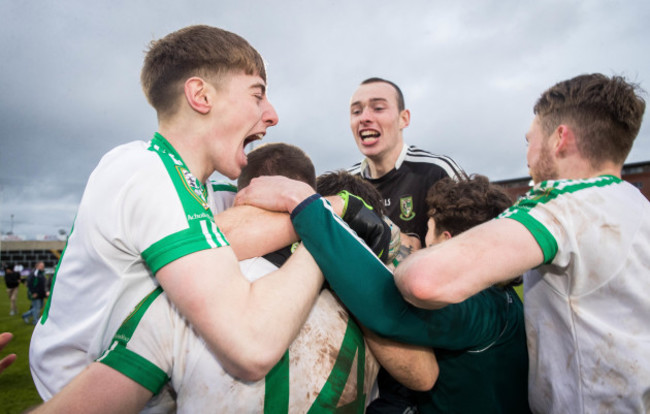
[0,283,44,413]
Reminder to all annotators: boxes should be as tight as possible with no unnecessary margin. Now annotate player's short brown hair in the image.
[316,170,386,216]
[141,25,266,120]
[360,77,405,112]
[534,73,646,167]
[426,175,512,238]
[237,143,316,190]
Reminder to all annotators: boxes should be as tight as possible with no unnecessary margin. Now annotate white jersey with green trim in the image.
[499,175,650,414]
[98,256,379,413]
[30,134,230,400]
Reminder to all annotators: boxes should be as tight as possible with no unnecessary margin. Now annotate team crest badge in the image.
[399,195,415,221]
[178,167,209,210]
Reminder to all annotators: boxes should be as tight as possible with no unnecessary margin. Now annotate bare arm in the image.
[157,242,323,381]
[29,363,152,414]
[361,327,438,391]
[395,218,543,309]
[215,205,297,260]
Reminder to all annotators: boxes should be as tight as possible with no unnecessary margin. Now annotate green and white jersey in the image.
[30,133,230,400]
[499,175,650,414]
[98,256,379,413]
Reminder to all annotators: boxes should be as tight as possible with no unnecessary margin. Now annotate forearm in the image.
[157,245,323,381]
[215,205,298,260]
[395,218,544,308]
[237,244,324,373]
[290,195,435,344]
[362,326,438,391]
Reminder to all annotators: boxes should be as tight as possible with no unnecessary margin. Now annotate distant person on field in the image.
[22,261,46,325]
[4,265,20,316]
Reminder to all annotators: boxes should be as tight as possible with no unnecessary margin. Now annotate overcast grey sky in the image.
[1,0,649,238]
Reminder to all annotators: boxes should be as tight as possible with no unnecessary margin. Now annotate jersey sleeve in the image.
[96,287,172,394]
[498,187,561,264]
[119,158,230,275]
[290,195,508,349]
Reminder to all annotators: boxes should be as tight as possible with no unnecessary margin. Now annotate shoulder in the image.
[403,145,464,179]
[347,162,363,176]
[207,180,237,214]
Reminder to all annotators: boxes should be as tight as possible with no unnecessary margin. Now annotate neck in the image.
[559,157,622,180]
[366,141,404,178]
[159,122,211,182]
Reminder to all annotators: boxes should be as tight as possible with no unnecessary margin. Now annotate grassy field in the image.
[0,283,44,413]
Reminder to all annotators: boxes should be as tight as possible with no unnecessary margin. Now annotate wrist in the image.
[290,194,322,220]
[283,182,317,213]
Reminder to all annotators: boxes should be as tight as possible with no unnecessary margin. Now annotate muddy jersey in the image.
[30,133,229,400]
[499,175,650,414]
[348,143,463,244]
[291,195,530,413]
[98,255,379,413]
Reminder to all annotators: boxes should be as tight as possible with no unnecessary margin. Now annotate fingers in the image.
[0,354,17,374]
[0,332,13,352]
[0,333,16,374]
[235,176,316,213]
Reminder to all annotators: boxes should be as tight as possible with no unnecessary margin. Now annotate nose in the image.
[359,106,373,124]
[263,100,279,127]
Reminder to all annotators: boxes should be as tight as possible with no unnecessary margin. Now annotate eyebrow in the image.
[350,97,389,107]
[251,82,267,95]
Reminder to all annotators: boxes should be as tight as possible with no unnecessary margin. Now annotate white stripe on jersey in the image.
[402,146,464,179]
[200,220,218,248]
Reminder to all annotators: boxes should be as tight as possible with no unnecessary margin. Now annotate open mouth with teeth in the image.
[244,133,264,147]
[360,130,380,142]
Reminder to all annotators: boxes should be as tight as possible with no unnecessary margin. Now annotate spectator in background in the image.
[4,265,20,316]
[23,261,46,325]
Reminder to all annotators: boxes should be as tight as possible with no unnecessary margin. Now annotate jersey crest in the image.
[177,166,210,210]
[399,195,415,221]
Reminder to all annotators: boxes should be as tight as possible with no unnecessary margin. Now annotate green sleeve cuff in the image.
[97,344,169,395]
[504,212,558,264]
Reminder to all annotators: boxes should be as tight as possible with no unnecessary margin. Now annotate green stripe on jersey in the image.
[142,133,229,273]
[143,222,228,274]
[308,318,366,413]
[210,182,237,193]
[262,319,366,413]
[264,351,290,413]
[499,175,622,263]
[96,287,169,394]
[40,221,75,323]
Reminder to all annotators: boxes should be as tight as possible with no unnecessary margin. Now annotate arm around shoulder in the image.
[395,218,543,309]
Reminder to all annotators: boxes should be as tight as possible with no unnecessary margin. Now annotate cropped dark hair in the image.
[237,143,316,190]
[360,77,405,112]
[141,25,266,120]
[317,170,385,216]
[426,175,513,238]
[534,73,646,167]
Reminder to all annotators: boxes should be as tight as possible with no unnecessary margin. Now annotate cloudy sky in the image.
[1,0,649,238]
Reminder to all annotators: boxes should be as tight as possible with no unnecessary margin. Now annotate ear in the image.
[184,77,212,114]
[441,231,452,241]
[554,124,576,156]
[399,109,411,129]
